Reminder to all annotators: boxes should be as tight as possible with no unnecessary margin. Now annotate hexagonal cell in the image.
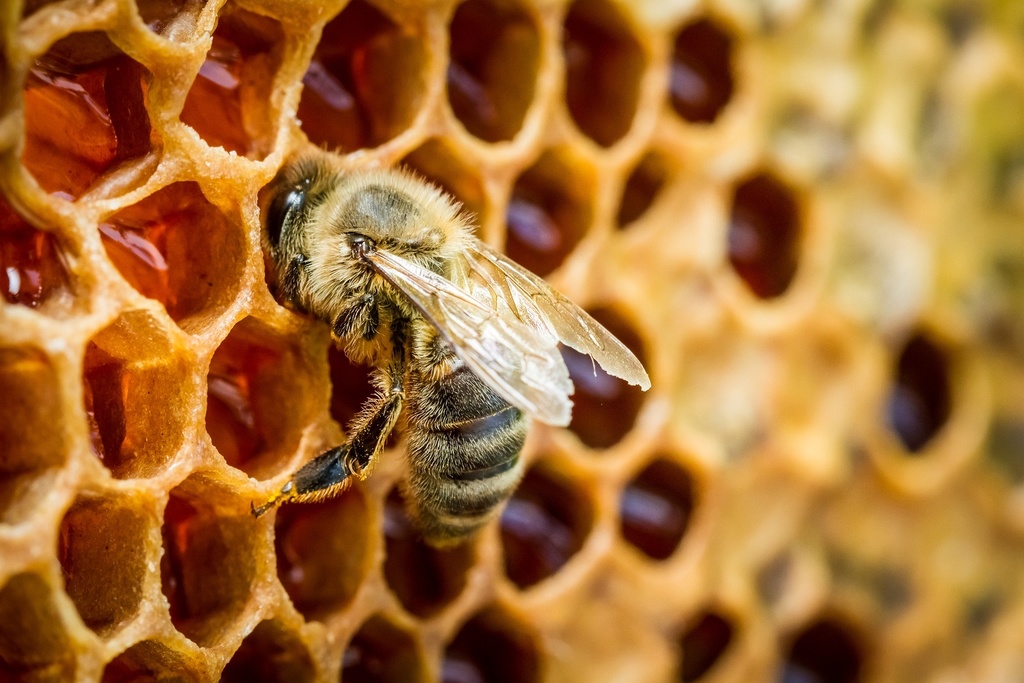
[727,172,802,299]
[447,0,540,142]
[616,151,670,229]
[328,344,374,429]
[160,480,257,646]
[274,486,371,620]
[384,488,474,618]
[669,19,735,124]
[297,0,427,151]
[505,149,593,277]
[179,6,283,157]
[58,496,148,637]
[780,618,865,683]
[102,640,200,683]
[206,318,314,478]
[402,139,487,226]
[619,458,695,561]
[221,620,316,683]
[23,32,153,199]
[563,307,647,449]
[884,333,951,453]
[0,347,67,526]
[0,573,75,680]
[1,190,72,309]
[98,181,245,333]
[678,611,734,682]
[442,605,540,683]
[562,0,645,147]
[83,312,191,479]
[342,614,428,683]
[500,464,592,589]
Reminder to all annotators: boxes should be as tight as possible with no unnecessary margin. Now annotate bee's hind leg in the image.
[251,361,405,518]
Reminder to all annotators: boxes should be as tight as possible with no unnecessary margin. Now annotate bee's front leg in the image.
[332,293,379,341]
[252,358,404,517]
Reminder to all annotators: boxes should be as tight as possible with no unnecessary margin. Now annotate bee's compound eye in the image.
[265,181,308,248]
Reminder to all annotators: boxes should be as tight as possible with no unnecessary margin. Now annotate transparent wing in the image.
[364,248,575,426]
[461,240,652,391]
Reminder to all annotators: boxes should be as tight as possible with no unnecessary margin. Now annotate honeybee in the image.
[251,152,650,545]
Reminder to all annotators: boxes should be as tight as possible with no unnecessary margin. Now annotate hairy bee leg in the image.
[251,364,405,518]
[332,292,378,340]
[281,253,308,305]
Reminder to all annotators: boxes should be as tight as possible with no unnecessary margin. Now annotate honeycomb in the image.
[2,0,1024,680]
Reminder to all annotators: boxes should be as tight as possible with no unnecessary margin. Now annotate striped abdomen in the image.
[404,361,527,545]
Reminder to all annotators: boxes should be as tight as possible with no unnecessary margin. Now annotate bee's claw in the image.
[251,481,295,518]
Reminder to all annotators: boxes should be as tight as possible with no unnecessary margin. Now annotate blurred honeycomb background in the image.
[2,0,1024,680]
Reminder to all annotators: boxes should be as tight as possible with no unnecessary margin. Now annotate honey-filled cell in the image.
[564,307,647,449]
[84,312,191,479]
[274,487,372,620]
[562,0,645,147]
[442,605,541,683]
[0,573,76,680]
[670,19,736,124]
[885,332,951,453]
[402,139,488,226]
[206,318,314,479]
[297,0,427,151]
[447,0,540,142]
[220,620,317,683]
[23,31,153,198]
[160,482,258,647]
[616,152,670,229]
[343,614,429,683]
[500,465,593,589]
[619,458,695,561]
[383,488,475,618]
[780,618,865,683]
[678,611,735,682]
[506,150,593,277]
[179,7,283,157]
[727,172,802,299]
[1,189,72,309]
[0,347,68,526]
[98,181,244,332]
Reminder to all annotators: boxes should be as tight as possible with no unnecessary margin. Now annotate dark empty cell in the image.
[343,615,428,683]
[0,573,76,680]
[298,0,426,151]
[384,488,474,617]
[402,140,487,224]
[562,0,645,147]
[505,151,592,277]
[442,606,540,683]
[160,484,256,646]
[58,498,146,636]
[616,152,668,228]
[670,19,735,124]
[221,620,316,683]
[885,333,951,453]
[564,307,646,449]
[328,345,374,429]
[274,488,371,620]
[102,640,199,683]
[82,314,189,479]
[179,9,283,156]
[727,173,802,299]
[23,32,152,198]
[679,611,734,682]
[0,193,70,308]
[780,619,864,683]
[447,0,540,142]
[99,182,243,330]
[620,459,694,560]
[500,465,592,589]
[0,347,67,526]
[207,318,310,477]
